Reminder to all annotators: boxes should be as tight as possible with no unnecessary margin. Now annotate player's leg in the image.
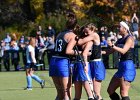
[74,81,82,100]
[30,68,45,88]
[93,79,102,99]
[120,77,130,100]
[52,76,63,100]
[60,77,70,100]
[25,67,32,90]
[107,77,121,100]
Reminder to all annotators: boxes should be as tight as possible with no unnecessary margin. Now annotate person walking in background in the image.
[104,21,136,100]
[24,37,45,90]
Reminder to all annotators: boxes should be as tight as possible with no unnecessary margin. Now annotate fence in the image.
[0,46,139,71]
[102,46,140,69]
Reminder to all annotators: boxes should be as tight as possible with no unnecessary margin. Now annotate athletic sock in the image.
[31,74,42,83]
[26,76,32,88]
[122,96,130,100]
[109,92,120,100]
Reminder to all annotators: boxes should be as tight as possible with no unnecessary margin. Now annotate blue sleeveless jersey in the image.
[114,35,136,82]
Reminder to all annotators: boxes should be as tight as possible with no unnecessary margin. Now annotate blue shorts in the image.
[72,62,91,82]
[49,56,70,77]
[114,60,136,82]
[90,60,106,81]
[69,62,75,75]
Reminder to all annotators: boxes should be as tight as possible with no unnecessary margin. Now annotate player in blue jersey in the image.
[72,41,97,100]
[25,37,45,90]
[104,21,136,100]
[49,12,78,100]
[77,23,105,100]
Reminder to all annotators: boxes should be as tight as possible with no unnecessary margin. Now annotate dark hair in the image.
[66,12,77,30]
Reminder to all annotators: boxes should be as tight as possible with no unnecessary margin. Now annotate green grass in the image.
[0,69,140,100]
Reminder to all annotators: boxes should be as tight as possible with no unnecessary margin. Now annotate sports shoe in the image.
[88,98,94,100]
[40,80,45,89]
[24,87,32,91]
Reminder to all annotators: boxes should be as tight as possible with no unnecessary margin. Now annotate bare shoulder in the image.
[127,35,134,42]
[92,32,99,40]
[64,31,76,42]
[94,32,99,37]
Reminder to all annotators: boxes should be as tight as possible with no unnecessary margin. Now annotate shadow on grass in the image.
[0,86,55,91]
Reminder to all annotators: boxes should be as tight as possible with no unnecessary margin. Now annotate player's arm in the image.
[82,41,93,61]
[82,41,92,73]
[65,33,77,55]
[78,35,93,45]
[111,37,134,54]
[102,39,115,55]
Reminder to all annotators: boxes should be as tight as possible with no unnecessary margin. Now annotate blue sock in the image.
[26,76,32,88]
[31,74,42,83]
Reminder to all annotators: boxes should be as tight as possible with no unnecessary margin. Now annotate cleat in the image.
[88,98,95,100]
[24,87,32,90]
[40,80,45,89]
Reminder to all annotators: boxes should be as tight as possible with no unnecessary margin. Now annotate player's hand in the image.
[101,51,106,54]
[84,62,88,73]
[107,39,113,47]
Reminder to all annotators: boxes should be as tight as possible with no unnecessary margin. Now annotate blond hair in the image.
[85,23,98,31]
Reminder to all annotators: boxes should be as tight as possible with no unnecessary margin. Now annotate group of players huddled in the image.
[0,11,135,100]
[48,12,136,100]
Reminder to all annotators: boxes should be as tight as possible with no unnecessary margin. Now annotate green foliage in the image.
[0,0,140,35]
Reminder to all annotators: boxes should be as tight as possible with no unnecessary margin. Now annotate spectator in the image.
[3,42,10,71]
[19,35,25,44]
[0,40,4,71]
[47,25,56,41]
[98,26,109,41]
[98,27,105,41]
[36,25,45,35]
[10,41,20,71]
[131,13,139,38]
[101,36,108,47]
[133,34,139,68]
[104,26,109,39]
[37,34,46,70]
[45,36,55,66]
[101,36,109,69]
[4,33,11,43]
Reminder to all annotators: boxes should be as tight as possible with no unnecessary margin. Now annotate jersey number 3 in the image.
[55,39,63,52]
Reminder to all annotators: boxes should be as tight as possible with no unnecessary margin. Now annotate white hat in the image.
[120,21,129,31]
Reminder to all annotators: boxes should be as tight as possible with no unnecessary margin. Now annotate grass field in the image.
[0,69,140,100]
